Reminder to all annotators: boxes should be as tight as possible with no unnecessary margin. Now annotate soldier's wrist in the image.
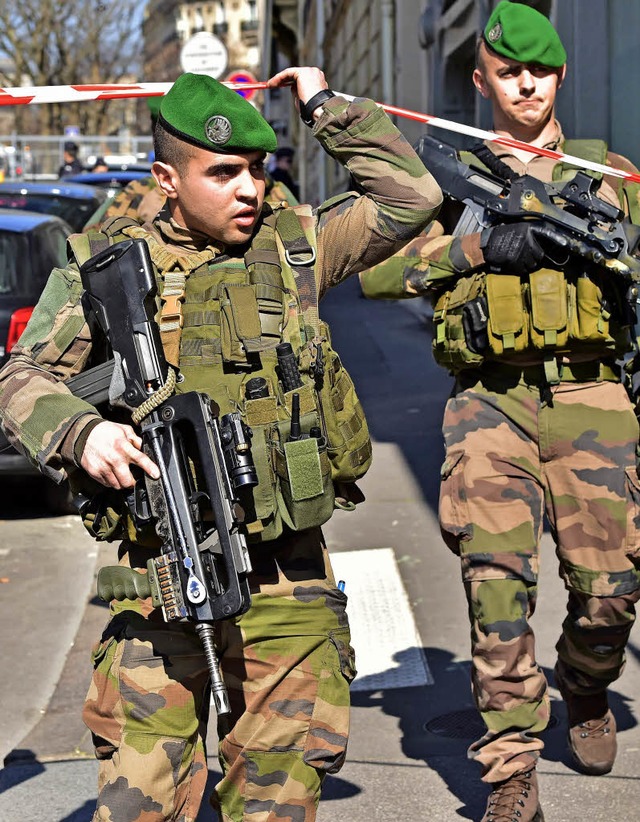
[299,89,336,127]
[71,417,105,467]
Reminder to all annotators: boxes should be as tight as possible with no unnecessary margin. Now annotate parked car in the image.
[63,168,152,200]
[0,181,108,232]
[0,208,75,503]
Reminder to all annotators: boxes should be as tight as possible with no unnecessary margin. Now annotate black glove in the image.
[480,222,547,276]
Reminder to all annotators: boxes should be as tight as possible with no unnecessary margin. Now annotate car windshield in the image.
[0,230,30,297]
[0,192,94,232]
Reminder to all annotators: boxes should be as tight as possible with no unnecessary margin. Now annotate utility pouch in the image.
[529,268,568,349]
[569,276,611,342]
[220,283,262,363]
[275,426,335,532]
[462,295,490,354]
[485,273,528,354]
[431,273,486,370]
[315,323,372,483]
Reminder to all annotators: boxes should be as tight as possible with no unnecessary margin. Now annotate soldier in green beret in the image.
[0,67,441,821]
[360,3,640,820]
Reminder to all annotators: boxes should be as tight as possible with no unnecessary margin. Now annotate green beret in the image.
[484,1,567,68]
[159,73,277,154]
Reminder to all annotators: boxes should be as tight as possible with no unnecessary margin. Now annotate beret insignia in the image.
[487,23,502,43]
[205,115,233,146]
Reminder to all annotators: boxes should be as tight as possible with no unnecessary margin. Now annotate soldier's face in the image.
[154,147,266,245]
[473,44,566,135]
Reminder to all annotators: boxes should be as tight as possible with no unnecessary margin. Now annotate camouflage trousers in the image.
[439,367,640,783]
[83,527,356,822]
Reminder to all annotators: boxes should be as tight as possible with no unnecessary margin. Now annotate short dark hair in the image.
[153,121,195,176]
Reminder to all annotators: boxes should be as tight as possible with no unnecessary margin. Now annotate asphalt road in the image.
[2,277,640,821]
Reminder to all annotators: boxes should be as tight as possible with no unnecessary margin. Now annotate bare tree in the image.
[0,0,143,135]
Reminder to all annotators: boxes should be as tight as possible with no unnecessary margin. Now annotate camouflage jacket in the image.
[0,96,442,482]
[360,122,640,299]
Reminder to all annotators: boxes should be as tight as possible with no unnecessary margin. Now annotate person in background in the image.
[360,3,640,820]
[91,157,109,173]
[269,145,300,200]
[58,140,83,178]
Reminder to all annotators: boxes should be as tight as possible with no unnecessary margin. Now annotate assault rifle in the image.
[79,238,254,714]
[415,134,640,287]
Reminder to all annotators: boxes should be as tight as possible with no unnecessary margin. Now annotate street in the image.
[1,276,640,821]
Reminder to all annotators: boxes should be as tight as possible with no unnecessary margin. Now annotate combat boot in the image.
[554,663,617,776]
[481,768,544,822]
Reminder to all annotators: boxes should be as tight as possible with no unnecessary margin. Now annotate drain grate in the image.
[425,708,559,739]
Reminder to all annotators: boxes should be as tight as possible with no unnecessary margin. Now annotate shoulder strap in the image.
[275,205,320,335]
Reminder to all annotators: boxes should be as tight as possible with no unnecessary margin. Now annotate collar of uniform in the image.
[488,119,564,159]
[154,203,225,256]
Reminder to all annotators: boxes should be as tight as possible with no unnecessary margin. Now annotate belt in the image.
[477,358,620,385]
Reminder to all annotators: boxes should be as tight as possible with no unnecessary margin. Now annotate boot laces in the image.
[486,771,533,821]
[578,714,612,739]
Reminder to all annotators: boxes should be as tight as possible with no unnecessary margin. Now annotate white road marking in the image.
[330,547,433,691]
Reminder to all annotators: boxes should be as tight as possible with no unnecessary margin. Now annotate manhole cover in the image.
[425,708,559,739]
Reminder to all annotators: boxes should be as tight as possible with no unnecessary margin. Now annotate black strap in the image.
[299,89,336,127]
[470,142,519,182]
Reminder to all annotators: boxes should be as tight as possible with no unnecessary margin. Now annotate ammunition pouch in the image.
[432,268,631,373]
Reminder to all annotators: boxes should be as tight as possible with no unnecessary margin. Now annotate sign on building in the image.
[180,32,228,78]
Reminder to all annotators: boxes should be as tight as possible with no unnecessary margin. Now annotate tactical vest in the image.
[431,140,640,377]
[68,205,372,544]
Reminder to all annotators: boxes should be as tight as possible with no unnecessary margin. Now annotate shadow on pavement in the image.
[350,646,638,819]
[0,754,46,795]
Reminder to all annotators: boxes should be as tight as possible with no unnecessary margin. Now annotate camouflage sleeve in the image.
[83,177,165,233]
[358,219,485,300]
[0,264,102,481]
[310,96,443,294]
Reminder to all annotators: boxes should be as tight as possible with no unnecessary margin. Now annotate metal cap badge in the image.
[205,115,232,147]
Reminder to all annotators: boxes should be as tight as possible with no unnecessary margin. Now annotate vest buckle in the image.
[285,248,316,267]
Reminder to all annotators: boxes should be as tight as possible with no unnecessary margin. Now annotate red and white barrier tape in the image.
[1,81,639,185]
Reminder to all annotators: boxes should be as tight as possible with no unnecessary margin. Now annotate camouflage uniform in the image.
[0,95,441,821]
[361,124,640,783]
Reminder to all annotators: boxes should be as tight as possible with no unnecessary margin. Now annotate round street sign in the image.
[180,32,228,78]
[225,71,258,101]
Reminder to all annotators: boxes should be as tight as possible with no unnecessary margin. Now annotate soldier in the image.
[0,68,441,821]
[361,3,640,821]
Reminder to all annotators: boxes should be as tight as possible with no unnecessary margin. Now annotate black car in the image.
[0,209,73,493]
[63,169,152,199]
[0,181,108,232]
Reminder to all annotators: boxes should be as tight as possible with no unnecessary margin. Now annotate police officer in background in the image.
[361,3,640,820]
[58,140,83,177]
[0,68,441,821]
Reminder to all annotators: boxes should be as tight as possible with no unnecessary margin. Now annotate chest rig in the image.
[69,206,372,544]
[430,140,639,378]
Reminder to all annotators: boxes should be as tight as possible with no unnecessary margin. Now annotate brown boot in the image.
[554,664,617,775]
[481,768,544,822]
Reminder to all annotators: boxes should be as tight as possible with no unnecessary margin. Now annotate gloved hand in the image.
[480,222,547,276]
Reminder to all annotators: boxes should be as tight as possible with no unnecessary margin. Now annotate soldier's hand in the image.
[480,222,547,276]
[266,67,329,124]
[80,421,160,489]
